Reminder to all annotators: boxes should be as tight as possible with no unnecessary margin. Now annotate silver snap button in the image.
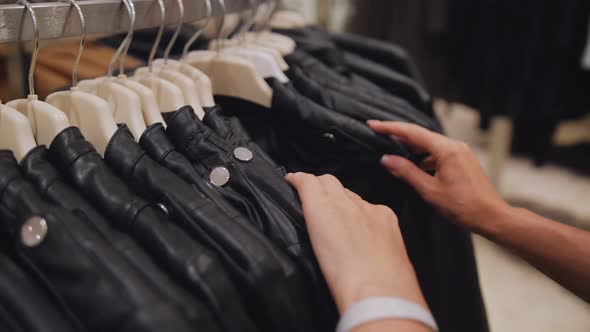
[21,216,48,247]
[156,203,169,216]
[233,147,253,162]
[210,166,230,187]
[322,133,336,143]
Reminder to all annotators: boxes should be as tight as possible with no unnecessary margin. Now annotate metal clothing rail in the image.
[0,0,250,43]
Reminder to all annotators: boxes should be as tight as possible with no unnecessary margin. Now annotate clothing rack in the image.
[0,0,251,98]
[0,0,250,43]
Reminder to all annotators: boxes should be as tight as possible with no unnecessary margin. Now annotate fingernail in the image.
[367,120,380,126]
[381,155,391,165]
[381,155,399,169]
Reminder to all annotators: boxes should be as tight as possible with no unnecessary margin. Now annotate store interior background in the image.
[1,0,589,330]
[287,0,590,331]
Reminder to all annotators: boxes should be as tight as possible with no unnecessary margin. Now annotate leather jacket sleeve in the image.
[0,151,198,332]
[19,146,207,327]
[47,127,226,332]
[107,124,316,332]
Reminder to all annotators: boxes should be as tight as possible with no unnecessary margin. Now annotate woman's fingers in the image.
[367,120,447,157]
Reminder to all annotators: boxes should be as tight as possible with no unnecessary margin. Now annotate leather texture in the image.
[287,66,440,131]
[104,125,259,332]
[47,127,224,332]
[0,251,77,332]
[165,107,337,331]
[112,123,314,332]
[140,123,264,225]
[0,151,196,332]
[19,145,206,326]
[215,79,488,332]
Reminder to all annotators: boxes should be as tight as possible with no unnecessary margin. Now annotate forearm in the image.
[482,205,590,302]
[353,320,433,332]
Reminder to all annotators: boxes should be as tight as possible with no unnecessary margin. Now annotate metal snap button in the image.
[21,216,48,247]
[210,166,231,187]
[156,203,169,216]
[233,147,253,162]
[321,133,336,144]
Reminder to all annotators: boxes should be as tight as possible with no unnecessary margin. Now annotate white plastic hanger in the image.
[132,0,205,118]
[247,0,297,55]
[186,0,282,107]
[76,0,146,141]
[146,0,216,108]
[268,4,306,30]
[114,0,166,127]
[208,0,289,69]
[45,0,118,156]
[0,101,37,162]
[128,0,184,115]
[7,0,70,148]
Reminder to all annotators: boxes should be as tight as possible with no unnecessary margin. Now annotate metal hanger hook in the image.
[107,0,135,77]
[17,0,39,96]
[163,0,185,63]
[148,0,165,71]
[215,0,226,52]
[182,0,212,58]
[60,0,85,87]
[257,0,277,32]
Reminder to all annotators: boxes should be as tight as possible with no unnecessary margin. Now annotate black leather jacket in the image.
[107,124,314,332]
[140,123,264,225]
[0,151,196,332]
[19,145,206,325]
[0,252,77,332]
[215,81,489,332]
[47,127,225,332]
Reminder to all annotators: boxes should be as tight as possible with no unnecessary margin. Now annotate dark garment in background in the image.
[164,106,334,331]
[215,79,489,332]
[19,146,207,325]
[47,127,225,332]
[350,0,590,167]
[0,151,195,332]
[276,27,432,112]
[138,121,322,332]
[0,252,77,332]
[287,66,440,131]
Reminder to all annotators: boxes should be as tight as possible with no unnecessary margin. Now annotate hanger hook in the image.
[257,0,276,32]
[17,0,39,96]
[148,0,165,71]
[237,0,257,42]
[163,0,184,63]
[182,0,212,58]
[60,0,85,87]
[119,0,136,74]
[107,0,135,78]
[215,0,226,52]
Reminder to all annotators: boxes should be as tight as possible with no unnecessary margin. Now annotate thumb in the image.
[381,155,437,196]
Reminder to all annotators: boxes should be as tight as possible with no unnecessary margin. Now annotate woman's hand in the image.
[368,120,510,236]
[286,173,427,313]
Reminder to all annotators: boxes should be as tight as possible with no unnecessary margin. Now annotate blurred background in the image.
[1,1,590,330]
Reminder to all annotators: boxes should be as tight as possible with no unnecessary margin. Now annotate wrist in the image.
[477,200,517,240]
[334,265,426,314]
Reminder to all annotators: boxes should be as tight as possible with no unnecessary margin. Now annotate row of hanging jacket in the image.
[0,0,488,331]
[350,0,590,167]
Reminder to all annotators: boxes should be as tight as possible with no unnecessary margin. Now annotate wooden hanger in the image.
[8,0,70,148]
